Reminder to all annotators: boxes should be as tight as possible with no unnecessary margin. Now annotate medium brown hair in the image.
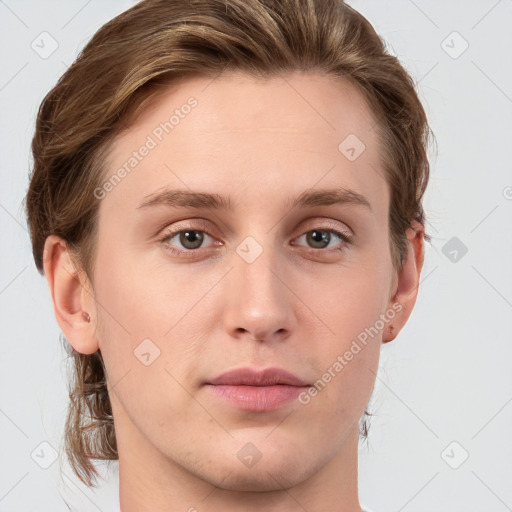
[24,0,433,487]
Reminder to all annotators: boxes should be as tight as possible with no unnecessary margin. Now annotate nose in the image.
[222,242,295,345]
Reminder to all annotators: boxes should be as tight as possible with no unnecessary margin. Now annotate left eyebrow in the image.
[136,186,372,212]
[286,187,372,212]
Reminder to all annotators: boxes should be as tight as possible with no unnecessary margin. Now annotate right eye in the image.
[159,226,220,255]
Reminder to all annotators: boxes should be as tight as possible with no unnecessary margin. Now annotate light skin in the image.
[43,72,424,512]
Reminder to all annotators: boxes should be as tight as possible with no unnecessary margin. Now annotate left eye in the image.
[293,228,351,250]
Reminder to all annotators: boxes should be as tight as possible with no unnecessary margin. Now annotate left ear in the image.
[382,221,425,343]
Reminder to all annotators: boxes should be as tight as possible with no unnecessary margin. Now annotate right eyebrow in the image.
[137,189,234,211]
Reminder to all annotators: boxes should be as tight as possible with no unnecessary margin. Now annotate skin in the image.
[44,71,424,512]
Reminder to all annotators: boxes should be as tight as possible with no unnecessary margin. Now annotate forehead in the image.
[116,71,379,148]
[100,71,388,218]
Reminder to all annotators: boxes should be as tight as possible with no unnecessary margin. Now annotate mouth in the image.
[204,367,311,412]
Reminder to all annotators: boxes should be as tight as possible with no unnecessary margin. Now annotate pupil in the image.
[181,230,203,249]
[309,230,329,248]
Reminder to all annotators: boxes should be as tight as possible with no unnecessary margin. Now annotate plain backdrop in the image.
[1,1,511,511]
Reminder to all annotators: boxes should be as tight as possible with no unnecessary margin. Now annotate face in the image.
[87,72,401,490]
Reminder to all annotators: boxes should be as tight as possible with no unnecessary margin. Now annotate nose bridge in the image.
[237,237,280,298]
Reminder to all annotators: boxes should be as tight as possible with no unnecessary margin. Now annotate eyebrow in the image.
[137,189,234,210]
[137,187,372,212]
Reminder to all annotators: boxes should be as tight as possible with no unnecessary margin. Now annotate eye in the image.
[293,228,352,251]
[159,226,218,255]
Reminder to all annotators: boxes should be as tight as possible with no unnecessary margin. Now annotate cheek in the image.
[294,259,389,411]
[92,245,217,397]
[92,257,209,442]
[93,241,203,338]
[301,258,392,344]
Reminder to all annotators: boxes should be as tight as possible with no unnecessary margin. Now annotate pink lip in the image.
[204,367,310,412]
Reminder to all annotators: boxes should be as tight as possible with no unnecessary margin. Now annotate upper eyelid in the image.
[159,217,352,236]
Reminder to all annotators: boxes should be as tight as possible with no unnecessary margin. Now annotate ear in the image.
[382,221,425,343]
[43,234,99,354]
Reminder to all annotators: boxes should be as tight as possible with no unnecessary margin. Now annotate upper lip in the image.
[206,367,309,386]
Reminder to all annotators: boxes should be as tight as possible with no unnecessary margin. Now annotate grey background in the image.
[1,0,511,510]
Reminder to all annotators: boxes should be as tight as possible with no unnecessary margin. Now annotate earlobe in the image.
[43,234,99,355]
[383,222,425,343]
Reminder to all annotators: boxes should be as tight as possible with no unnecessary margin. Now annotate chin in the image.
[206,441,316,492]
[215,462,309,492]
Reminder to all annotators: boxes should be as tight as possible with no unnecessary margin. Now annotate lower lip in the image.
[205,384,308,411]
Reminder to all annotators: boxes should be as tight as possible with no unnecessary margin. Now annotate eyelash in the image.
[158,223,353,257]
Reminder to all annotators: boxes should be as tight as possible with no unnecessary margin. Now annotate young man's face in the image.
[65,72,421,493]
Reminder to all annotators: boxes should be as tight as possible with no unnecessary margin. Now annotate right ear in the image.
[42,234,99,354]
